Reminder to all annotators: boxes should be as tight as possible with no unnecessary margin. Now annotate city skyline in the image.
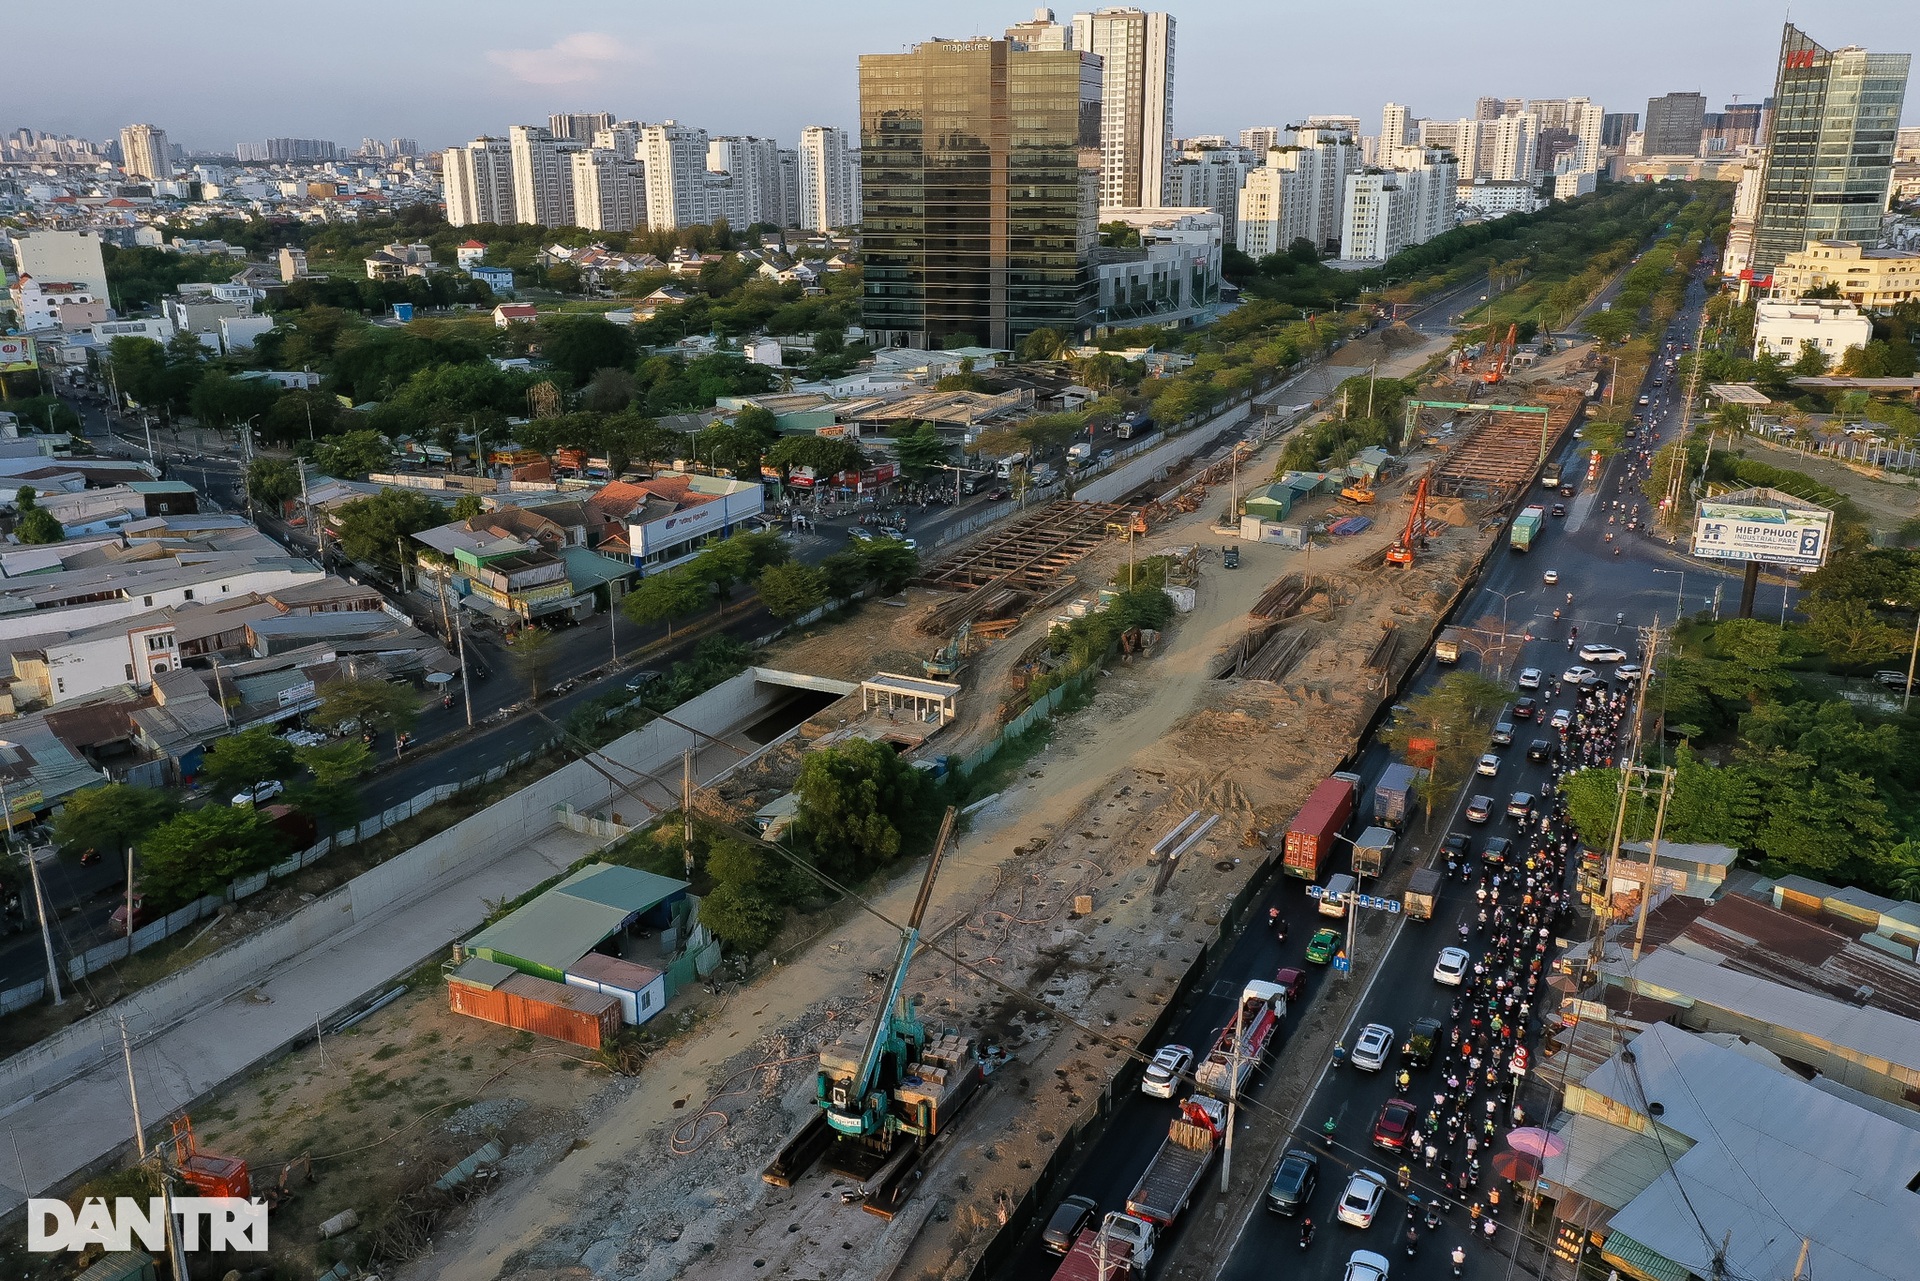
[7,0,1912,153]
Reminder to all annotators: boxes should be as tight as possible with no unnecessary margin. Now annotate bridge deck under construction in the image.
[914,501,1137,594]
[1428,387,1586,500]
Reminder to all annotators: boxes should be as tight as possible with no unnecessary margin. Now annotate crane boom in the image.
[1385,471,1431,566]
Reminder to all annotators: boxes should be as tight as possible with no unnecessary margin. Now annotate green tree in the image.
[51,784,180,861]
[310,676,421,748]
[450,494,485,521]
[622,566,710,638]
[246,458,301,510]
[581,366,637,412]
[765,434,865,481]
[795,738,939,878]
[697,838,789,954]
[509,625,556,700]
[332,487,446,568]
[818,550,870,602]
[1382,671,1510,824]
[139,806,283,903]
[861,540,920,594]
[757,561,827,620]
[14,505,63,544]
[188,370,277,429]
[891,423,952,482]
[311,429,395,478]
[295,738,374,787]
[1018,327,1069,361]
[198,728,298,796]
[541,315,633,384]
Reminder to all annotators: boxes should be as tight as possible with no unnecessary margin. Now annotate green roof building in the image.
[467,863,688,982]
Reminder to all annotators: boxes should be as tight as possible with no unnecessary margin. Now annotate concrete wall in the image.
[1076,401,1254,505]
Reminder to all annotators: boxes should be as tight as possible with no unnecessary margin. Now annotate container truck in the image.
[1510,505,1546,552]
[1052,1213,1157,1281]
[1373,763,1419,828]
[1351,825,1395,878]
[1282,772,1359,880]
[1125,1095,1225,1227]
[1193,980,1288,1098]
[1403,867,1443,921]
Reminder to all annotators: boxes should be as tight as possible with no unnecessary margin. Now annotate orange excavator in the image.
[1483,323,1518,385]
[1385,472,1430,567]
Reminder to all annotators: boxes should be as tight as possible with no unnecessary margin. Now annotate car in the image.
[1527,738,1553,763]
[1402,1016,1443,1069]
[1513,696,1538,719]
[1465,795,1494,823]
[1579,644,1628,663]
[1306,928,1340,964]
[625,670,662,692]
[1550,503,1567,517]
[1874,669,1916,693]
[1141,1044,1193,1099]
[1561,666,1599,686]
[1266,1148,1320,1215]
[231,779,285,807]
[988,487,1011,501]
[1433,947,1471,986]
[1272,966,1306,1002]
[1517,668,1543,690]
[1476,752,1501,777]
[1041,1195,1099,1254]
[1482,836,1513,865]
[1371,1098,1417,1150]
[1097,450,1115,466]
[1543,569,1560,585]
[1443,832,1471,859]
[1616,664,1645,681]
[1490,721,1514,746]
[109,893,152,937]
[1336,1171,1389,1228]
[1560,483,1576,496]
[1344,1250,1392,1281]
[1351,1022,1394,1071]
[1507,791,1535,820]
[1550,707,1574,731]
[848,526,873,542]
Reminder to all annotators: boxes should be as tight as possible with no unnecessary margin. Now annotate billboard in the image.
[1691,494,1833,570]
[0,337,37,374]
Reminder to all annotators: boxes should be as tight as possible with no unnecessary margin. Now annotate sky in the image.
[6,0,1913,152]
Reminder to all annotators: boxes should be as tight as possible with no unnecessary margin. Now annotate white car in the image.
[1476,753,1501,777]
[1616,663,1646,681]
[1517,667,1543,690]
[1336,1170,1389,1228]
[1351,1022,1394,1072]
[1434,947,1471,986]
[1561,665,1599,686]
[1579,644,1628,663]
[1543,569,1559,585]
[1345,1249,1392,1281]
[231,779,285,807]
[1141,1044,1192,1099]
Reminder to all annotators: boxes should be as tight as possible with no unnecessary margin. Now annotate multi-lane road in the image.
[1007,264,1781,1281]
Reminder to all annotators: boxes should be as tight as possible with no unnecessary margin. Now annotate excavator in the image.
[762,808,985,1217]
[1339,474,1377,504]
[1482,323,1518,386]
[1385,471,1431,567]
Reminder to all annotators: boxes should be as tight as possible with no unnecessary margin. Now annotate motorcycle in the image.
[1452,1245,1467,1275]
[1298,1218,1316,1250]
[1331,1043,1347,1070]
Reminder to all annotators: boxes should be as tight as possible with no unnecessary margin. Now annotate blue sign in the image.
[1333,956,1351,973]
[1305,885,1325,898]
[392,302,414,322]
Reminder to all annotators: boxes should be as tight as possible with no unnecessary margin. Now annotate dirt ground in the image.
[1739,436,1920,538]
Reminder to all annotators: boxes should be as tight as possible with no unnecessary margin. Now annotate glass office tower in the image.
[860,37,1101,350]
[1751,23,1910,277]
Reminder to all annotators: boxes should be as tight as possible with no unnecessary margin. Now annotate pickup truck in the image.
[1052,1212,1157,1281]
[1125,1095,1225,1228]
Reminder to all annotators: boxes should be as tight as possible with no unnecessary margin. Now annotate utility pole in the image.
[126,847,137,959]
[1221,995,1245,1191]
[3,777,63,1007]
[1631,767,1674,964]
[1600,620,1660,932]
[682,748,694,878]
[436,576,474,728]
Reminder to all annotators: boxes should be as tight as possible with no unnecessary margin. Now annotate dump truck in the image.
[1509,504,1546,552]
[1125,1095,1225,1227]
[1053,1213,1158,1281]
[1374,763,1419,828]
[1281,772,1359,880]
[1434,627,1466,665]
[1541,461,1564,489]
[1193,980,1288,1098]
[1404,867,1443,921]
[1351,825,1396,877]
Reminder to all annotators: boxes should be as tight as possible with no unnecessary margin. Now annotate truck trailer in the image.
[1281,772,1359,880]
[1510,505,1546,552]
[1374,763,1419,828]
[1125,1096,1225,1228]
[1193,981,1288,1098]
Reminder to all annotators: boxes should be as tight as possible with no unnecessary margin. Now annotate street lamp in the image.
[1652,569,1685,622]
[1490,588,1529,649]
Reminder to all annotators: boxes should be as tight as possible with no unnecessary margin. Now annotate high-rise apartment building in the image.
[1567,98,1606,171]
[1751,23,1912,276]
[1474,97,1504,122]
[260,138,337,162]
[570,150,645,232]
[444,136,517,227]
[859,36,1101,348]
[1644,92,1708,156]
[639,122,713,230]
[592,121,642,160]
[708,136,785,226]
[1525,99,1573,131]
[799,125,860,231]
[509,125,578,227]
[1480,113,1539,182]
[1340,145,1458,262]
[1006,7,1071,49]
[1239,126,1280,153]
[1234,124,1359,258]
[1072,7,1175,208]
[1381,103,1414,151]
[118,124,171,180]
[549,112,615,142]
[1166,142,1257,244]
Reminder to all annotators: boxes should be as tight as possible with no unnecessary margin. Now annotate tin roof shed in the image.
[466,863,687,981]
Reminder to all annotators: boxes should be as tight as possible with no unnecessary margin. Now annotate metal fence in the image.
[956,660,1104,779]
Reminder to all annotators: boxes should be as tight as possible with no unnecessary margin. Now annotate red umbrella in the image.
[1489,1150,1542,1183]
[1505,1126,1566,1159]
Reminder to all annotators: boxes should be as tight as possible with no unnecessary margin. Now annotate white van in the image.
[1319,873,1356,918]
[995,452,1029,479]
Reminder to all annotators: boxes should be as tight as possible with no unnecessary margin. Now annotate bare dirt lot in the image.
[1739,436,1920,538]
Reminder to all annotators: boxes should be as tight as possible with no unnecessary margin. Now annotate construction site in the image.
[117,333,1602,1281]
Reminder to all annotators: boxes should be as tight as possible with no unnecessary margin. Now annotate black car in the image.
[1513,696,1538,720]
[1550,503,1567,517]
[1482,836,1513,865]
[1527,738,1553,764]
[1402,1016,1443,1069]
[1266,1148,1320,1215]
[1443,832,1471,859]
[1041,1195,1099,1254]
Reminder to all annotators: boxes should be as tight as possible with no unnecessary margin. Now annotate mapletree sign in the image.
[1691,498,1832,570]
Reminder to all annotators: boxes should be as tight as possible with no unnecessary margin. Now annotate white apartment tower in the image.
[1072,7,1176,208]
[1236,125,1359,258]
[1006,7,1072,49]
[1239,126,1280,153]
[592,121,643,161]
[1167,143,1257,243]
[118,123,172,181]
[549,112,615,142]
[800,125,860,231]
[570,150,645,232]
[1341,171,1415,262]
[708,136,784,226]
[509,125,579,227]
[639,122,716,230]
[444,137,517,227]
[1381,103,1414,151]
[1567,97,1605,172]
[1479,113,1539,182]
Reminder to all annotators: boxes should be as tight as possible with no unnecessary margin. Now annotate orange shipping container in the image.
[450,971,620,1048]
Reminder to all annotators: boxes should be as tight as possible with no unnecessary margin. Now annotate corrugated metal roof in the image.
[556,863,685,913]
[1600,1231,1690,1281]
[567,952,662,989]
[1541,1113,1684,1211]
[467,864,686,974]
[447,957,517,990]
